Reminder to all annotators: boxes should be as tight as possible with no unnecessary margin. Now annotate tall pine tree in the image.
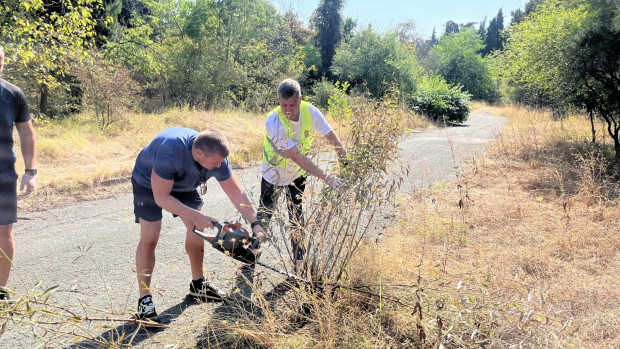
[483,8,504,56]
[312,0,344,78]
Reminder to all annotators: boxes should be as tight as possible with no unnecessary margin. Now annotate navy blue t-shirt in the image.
[0,78,31,182]
[132,127,232,192]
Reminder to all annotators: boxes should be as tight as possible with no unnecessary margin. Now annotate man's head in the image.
[0,46,4,75]
[193,129,230,170]
[278,78,302,120]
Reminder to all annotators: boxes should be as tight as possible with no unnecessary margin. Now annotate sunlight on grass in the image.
[5,104,618,348]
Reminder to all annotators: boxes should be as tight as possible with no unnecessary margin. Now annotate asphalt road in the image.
[2,111,506,348]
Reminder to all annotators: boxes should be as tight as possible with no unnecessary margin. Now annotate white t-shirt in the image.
[262,103,333,186]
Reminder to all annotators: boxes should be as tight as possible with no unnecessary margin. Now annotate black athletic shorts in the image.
[0,180,17,225]
[132,177,203,223]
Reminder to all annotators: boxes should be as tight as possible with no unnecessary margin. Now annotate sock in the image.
[139,294,152,304]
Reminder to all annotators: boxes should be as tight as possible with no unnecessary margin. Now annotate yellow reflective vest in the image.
[263,101,314,169]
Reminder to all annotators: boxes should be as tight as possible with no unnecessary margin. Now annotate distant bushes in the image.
[409,75,471,124]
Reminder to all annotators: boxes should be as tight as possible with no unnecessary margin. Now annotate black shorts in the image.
[0,180,17,225]
[132,178,203,223]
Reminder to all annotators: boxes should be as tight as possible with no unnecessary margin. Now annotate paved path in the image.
[2,111,506,348]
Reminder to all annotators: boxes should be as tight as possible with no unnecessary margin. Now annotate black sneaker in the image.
[135,295,160,323]
[189,277,226,302]
[0,287,15,307]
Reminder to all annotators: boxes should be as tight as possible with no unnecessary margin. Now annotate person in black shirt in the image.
[0,46,37,303]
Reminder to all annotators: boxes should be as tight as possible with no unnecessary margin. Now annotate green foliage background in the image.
[2,0,620,156]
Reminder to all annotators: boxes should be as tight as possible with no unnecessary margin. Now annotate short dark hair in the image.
[278,78,302,99]
[194,129,230,158]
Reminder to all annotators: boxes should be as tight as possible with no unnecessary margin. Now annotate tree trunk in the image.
[614,134,620,163]
[39,83,49,117]
[589,110,596,143]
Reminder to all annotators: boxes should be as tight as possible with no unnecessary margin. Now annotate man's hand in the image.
[20,174,36,197]
[192,214,218,232]
[324,173,343,190]
[252,225,266,243]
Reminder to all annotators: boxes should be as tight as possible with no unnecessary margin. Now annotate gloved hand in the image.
[20,174,36,197]
[324,173,343,190]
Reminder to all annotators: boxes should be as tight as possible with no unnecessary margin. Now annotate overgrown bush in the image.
[409,75,471,124]
[327,81,353,121]
[308,78,338,110]
[72,52,140,129]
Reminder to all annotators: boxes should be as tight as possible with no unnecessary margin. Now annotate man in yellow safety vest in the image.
[259,78,347,271]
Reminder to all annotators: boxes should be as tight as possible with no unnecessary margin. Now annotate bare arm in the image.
[284,146,328,180]
[325,131,347,158]
[219,174,266,240]
[150,170,216,231]
[16,120,36,169]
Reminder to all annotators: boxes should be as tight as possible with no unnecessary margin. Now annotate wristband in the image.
[251,220,263,229]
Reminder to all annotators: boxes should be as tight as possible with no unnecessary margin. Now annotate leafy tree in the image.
[1,0,102,116]
[342,17,357,43]
[510,8,526,25]
[312,0,345,78]
[500,0,620,160]
[478,16,487,43]
[482,8,504,56]
[431,27,438,44]
[331,27,422,98]
[445,20,459,34]
[574,0,620,159]
[511,0,545,25]
[499,0,587,108]
[72,51,139,129]
[427,27,496,101]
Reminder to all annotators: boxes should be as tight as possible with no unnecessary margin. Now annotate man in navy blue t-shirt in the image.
[132,127,265,322]
[0,47,37,303]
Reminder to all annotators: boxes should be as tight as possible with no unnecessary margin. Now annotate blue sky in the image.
[270,0,527,39]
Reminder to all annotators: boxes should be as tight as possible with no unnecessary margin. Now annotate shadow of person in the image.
[68,294,198,348]
[195,277,296,348]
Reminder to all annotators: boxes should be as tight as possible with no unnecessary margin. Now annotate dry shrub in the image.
[194,98,412,348]
[278,106,619,348]
[72,52,140,130]
[263,98,407,283]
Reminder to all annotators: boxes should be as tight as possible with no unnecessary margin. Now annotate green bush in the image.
[309,78,339,110]
[327,81,353,121]
[409,75,471,124]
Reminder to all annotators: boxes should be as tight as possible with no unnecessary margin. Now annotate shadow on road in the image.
[69,295,197,348]
[196,282,294,347]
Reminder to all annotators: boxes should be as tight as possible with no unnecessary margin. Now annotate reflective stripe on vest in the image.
[263,101,314,168]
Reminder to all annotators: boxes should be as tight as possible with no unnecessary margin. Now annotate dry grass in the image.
[138,105,619,348]
[329,105,620,348]
[13,109,267,209]
[12,102,428,211]
[10,103,617,347]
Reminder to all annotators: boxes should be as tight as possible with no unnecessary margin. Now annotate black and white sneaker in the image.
[189,277,226,302]
[0,287,15,307]
[135,294,160,323]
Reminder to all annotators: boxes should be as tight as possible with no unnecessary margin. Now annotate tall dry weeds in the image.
[329,106,620,348]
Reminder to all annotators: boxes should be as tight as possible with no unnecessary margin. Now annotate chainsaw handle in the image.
[192,221,223,236]
[250,238,260,250]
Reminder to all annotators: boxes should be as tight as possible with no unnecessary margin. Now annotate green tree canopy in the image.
[427,27,496,101]
[331,26,422,98]
[312,0,344,78]
[1,0,102,115]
